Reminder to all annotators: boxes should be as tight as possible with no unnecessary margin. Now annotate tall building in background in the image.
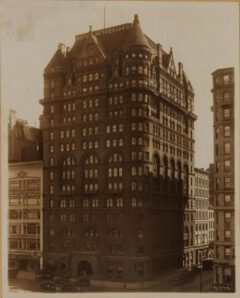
[40,15,197,282]
[8,110,43,277]
[194,168,210,265]
[211,68,235,292]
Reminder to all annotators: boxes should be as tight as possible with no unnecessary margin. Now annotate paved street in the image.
[9,269,213,293]
[142,269,213,292]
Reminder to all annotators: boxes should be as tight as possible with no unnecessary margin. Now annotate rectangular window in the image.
[224,212,231,223]
[224,143,230,154]
[224,194,231,204]
[225,230,231,240]
[224,125,230,137]
[223,75,230,84]
[224,177,231,188]
[224,247,231,258]
[223,108,230,118]
[216,178,220,190]
[215,127,219,138]
[224,160,231,171]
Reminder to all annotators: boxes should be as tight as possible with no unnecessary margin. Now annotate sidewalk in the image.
[9,278,40,292]
[91,269,184,291]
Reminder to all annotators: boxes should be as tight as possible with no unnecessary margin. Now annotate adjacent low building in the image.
[8,110,43,276]
[194,168,210,265]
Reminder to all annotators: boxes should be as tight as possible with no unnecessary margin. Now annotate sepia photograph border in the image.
[1,0,239,297]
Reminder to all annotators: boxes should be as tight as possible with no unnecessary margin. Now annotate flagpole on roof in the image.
[104,7,106,28]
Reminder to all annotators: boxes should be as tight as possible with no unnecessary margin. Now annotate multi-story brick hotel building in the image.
[211,68,235,291]
[40,15,197,281]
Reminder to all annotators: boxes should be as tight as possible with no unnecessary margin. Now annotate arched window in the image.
[61,156,76,194]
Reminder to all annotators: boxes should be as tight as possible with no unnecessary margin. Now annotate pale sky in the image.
[1,0,239,169]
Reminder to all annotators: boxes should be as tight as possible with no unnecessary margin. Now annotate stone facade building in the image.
[194,168,210,265]
[8,111,43,275]
[211,68,235,291]
[40,15,197,282]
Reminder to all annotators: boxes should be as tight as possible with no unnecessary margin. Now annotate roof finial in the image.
[134,14,139,24]
[89,25,92,32]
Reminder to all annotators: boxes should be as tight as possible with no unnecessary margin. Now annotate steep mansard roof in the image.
[44,14,190,85]
[44,46,67,73]
[123,14,152,52]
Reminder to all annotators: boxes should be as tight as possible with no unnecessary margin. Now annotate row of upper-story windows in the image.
[216,159,231,172]
[215,194,232,207]
[60,170,75,180]
[108,167,123,178]
[215,107,232,121]
[195,188,209,197]
[83,98,99,109]
[63,90,76,98]
[215,74,232,86]
[131,136,149,146]
[82,73,101,82]
[131,122,149,132]
[63,102,76,112]
[131,181,150,192]
[216,142,231,156]
[84,169,98,179]
[195,211,208,221]
[215,91,231,103]
[215,177,232,189]
[77,56,101,67]
[160,78,183,100]
[125,52,150,59]
[195,199,209,211]
[82,113,99,122]
[82,85,100,93]
[108,96,123,105]
[49,163,191,182]
[108,182,123,191]
[82,141,99,150]
[108,109,123,118]
[106,124,123,134]
[60,129,76,138]
[131,166,149,176]
[84,183,98,192]
[106,138,123,147]
[60,143,76,152]
[125,65,149,76]
[48,195,182,210]
[131,151,149,161]
[63,116,76,124]
[82,127,99,136]
[131,108,149,117]
[195,176,209,187]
